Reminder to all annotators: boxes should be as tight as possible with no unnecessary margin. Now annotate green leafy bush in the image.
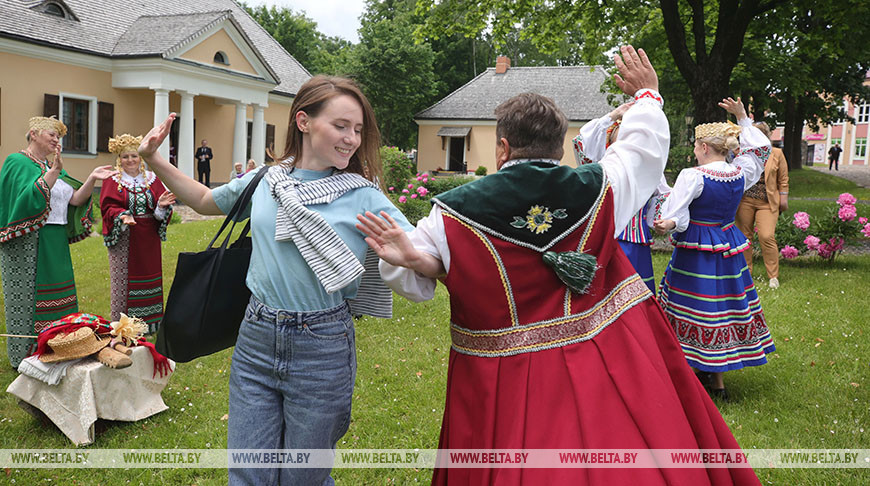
[667,145,695,175]
[474,166,487,176]
[425,175,476,197]
[389,194,431,226]
[776,193,870,261]
[381,146,415,192]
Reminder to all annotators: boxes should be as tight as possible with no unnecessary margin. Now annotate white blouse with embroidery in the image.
[380,90,671,302]
[117,171,170,223]
[660,118,769,233]
[45,178,74,225]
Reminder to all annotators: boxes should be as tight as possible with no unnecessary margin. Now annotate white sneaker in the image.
[768,277,780,289]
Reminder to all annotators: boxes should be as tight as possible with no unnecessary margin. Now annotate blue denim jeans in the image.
[228,296,356,485]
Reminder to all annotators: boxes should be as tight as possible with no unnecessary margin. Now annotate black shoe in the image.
[709,388,730,402]
[695,371,714,387]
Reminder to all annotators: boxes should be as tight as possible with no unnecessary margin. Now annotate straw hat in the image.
[28,116,67,137]
[108,134,143,155]
[39,328,108,363]
[694,121,741,140]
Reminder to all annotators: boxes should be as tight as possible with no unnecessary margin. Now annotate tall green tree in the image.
[243,3,351,75]
[352,9,439,148]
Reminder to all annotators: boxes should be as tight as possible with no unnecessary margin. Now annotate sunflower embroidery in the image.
[511,205,567,234]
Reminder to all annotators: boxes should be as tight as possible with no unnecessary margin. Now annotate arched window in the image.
[213,51,229,65]
[43,2,66,18]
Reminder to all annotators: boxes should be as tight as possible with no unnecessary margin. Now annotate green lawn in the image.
[1,171,869,484]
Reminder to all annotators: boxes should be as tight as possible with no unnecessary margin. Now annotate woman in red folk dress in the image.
[100,134,175,333]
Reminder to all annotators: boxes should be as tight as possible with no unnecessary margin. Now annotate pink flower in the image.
[792,212,810,230]
[398,196,407,203]
[804,235,820,250]
[388,186,394,192]
[402,188,409,193]
[410,194,417,199]
[862,223,870,238]
[416,176,422,181]
[408,183,414,189]
[780,245,799,259]
[860,217,868,225]
[838,204,857,221]
[837,193,857,206]
[416,186,428,196]
[828,237,845,252]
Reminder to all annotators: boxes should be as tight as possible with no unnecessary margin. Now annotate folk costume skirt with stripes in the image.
[0,225,78,367]
[659,246,774,372]
[617,240,655,294]
[107,216,164,333]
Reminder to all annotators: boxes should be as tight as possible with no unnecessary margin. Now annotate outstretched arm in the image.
[356,211,445,279]
[139,114,222,215]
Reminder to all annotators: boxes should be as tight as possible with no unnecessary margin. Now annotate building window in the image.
[213,51,229,65]
[831,138,841,146]
[62,98,89,152]
[857,103,870,124]
[855,138,867,159]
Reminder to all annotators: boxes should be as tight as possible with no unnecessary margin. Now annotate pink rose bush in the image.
[775,193,869,261]
[780,245,799,259]
[398,195,407,203]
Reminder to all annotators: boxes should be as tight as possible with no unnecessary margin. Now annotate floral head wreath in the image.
[28,116,67,137]
[694,120,741,140]
[605,120,621,149]
[108,134,143,155]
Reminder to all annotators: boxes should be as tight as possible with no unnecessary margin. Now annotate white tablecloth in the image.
[6,346,174,445]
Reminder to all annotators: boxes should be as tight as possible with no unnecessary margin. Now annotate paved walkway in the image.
[810,163,870,188]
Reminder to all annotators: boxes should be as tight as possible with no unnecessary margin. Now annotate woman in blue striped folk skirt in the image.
[655,97,775,400]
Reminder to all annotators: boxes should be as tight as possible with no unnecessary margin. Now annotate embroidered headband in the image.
[28,116,67,137]
[108,134,143,155]
[694,121,741,140]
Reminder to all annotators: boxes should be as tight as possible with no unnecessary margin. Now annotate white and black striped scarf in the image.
[266,166,393,317]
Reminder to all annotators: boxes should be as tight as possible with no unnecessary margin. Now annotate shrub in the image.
[389,194,431,226]
[776,193,870,261]
[426,175,476,197]
[667,145,695,175]
[381,146,415,192]
[474,166,488,176]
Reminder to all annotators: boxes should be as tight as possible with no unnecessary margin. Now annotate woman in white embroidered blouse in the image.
[654,98,775,401]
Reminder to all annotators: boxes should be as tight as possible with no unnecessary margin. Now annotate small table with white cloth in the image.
[6,346,174,445]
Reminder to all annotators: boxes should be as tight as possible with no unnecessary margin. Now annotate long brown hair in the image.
[273,75,383,189]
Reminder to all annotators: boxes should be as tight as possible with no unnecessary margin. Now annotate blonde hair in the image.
[697,136,739,156]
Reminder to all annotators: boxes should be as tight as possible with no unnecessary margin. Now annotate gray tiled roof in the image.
[416,66,617,122]
[0,0,310,96]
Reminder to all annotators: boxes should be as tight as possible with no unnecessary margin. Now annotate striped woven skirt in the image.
[107,216,164,333]
[659,246,774,372]
[617,240,655,294]
[0,225,78,368]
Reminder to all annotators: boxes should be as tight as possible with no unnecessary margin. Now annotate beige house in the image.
[415,57,616,174]
[0,0,311,184]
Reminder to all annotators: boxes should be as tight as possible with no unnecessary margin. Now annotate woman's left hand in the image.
[158,191,176,208]
[779,195,788,212]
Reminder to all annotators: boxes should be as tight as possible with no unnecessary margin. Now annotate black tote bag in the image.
[156,167,268,362]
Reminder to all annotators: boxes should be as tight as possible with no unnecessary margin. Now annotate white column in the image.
[152,88,171,161]
[251,104,266,165]
[178,91,196,179]
[848,104,858,166]
[233,102,248,169]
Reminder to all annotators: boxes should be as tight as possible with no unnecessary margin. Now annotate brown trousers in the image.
[735,197,779,279]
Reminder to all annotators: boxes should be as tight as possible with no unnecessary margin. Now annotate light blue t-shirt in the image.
[212,168,413,311]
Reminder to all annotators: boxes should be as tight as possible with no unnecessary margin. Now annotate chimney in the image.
[495,56,511,74]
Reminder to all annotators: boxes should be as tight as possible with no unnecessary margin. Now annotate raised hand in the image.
[718,97,748,121]
[355,211,418,267]
[158,191,176,208]
[139,114,176,161]
[613,45,658,96]
[50,146,64,173]
[90,165,118,181]
[609,101,635,122]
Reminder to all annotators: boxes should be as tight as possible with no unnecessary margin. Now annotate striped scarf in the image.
[266,166,377,294]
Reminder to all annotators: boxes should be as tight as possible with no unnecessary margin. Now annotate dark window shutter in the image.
[97,102,114,152]
[265,124,275,162]
[43,94,59,118]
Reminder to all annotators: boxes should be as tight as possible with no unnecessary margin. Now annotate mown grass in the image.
[1,186,868,484]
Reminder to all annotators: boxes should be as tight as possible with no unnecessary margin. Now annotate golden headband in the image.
[28,116,67,137]
[108,134,143,155]
[694,121,741,140]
